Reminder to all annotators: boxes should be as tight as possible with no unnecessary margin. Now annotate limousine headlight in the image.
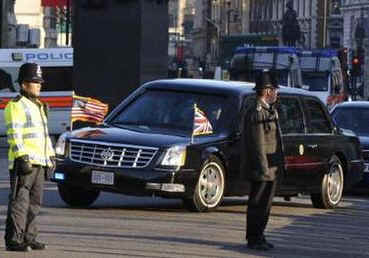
[55,132,70,156]
[161,145,186,167]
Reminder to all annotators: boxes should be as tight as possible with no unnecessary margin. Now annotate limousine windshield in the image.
[109,89,227,134]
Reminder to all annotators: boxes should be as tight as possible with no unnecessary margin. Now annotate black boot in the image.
[247,240,271,251]
[27,240,47,250]
[6,242,31,252]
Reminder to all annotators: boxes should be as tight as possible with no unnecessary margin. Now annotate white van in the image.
[0,48,74,138]
[298,49,346,109]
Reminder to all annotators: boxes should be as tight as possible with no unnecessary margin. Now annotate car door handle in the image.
[307,144,318,149]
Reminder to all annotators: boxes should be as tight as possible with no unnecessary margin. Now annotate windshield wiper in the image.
[110,121,152,128]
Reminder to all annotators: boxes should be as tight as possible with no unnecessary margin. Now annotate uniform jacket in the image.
[4,94,55,170]
[243,98,284,181]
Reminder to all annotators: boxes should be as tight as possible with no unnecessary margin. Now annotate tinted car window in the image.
[110,90,226,134]
[332,107,369,136]
[278,97,304,134]
[304,98,331,133]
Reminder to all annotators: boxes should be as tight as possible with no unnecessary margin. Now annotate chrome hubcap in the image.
[327,163,343,204]
[198,162,224,207]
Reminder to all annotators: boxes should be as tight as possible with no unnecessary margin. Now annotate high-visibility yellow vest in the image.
[4,95,55,170]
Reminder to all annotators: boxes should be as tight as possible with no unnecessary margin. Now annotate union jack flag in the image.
[193,104,213,136]
[71,95,109,124]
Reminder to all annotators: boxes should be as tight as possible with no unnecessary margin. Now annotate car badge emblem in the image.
[299,144,304,155]
[101,148,114,161]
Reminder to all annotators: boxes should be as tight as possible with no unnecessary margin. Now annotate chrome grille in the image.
[362,150,369,162]
[69,139,158,168]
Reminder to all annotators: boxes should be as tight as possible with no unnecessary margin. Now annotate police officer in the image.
[4,63,55,252]
[243,70,284,251]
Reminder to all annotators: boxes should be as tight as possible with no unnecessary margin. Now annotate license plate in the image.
[91,170,114,185]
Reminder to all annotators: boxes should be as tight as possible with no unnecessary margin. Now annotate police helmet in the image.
[17,63,44,84]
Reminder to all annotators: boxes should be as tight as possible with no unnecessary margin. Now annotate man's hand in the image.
[15,155,33,175]
[45,156,56,181]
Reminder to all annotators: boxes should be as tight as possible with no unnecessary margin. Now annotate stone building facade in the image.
[341,0,369,98]
[242,0,337,49]
[191,0,348,69]
[192,0,247,70]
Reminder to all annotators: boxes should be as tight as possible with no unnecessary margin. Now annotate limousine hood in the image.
[68,126,214,147]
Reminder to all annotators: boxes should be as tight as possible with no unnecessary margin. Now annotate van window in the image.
[232,69,289,86]
[0,69,14,92]
[302,72,328,91]
[304,98,331,133]
[0,66,72,92]
[278,97,305,134]
[42,66,73,91]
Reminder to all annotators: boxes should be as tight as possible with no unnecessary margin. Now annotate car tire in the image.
[310,155,344,209]
[58,183,100,207]
[182,156,225,212]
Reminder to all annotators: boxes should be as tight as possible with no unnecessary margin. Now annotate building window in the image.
[169,14,175,28]
[249,0,252,21]
[297,0,300,16]
[268,1,273,20]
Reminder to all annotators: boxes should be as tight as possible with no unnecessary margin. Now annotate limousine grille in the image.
[69,139,158,168]
[362,150,369,163]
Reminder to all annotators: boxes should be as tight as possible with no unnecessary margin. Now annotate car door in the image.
[300,97,335,183]
[277,95,315,189]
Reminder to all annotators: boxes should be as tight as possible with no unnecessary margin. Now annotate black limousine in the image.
[53,79,363,211]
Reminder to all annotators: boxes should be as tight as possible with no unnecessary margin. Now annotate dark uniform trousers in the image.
[5,166,45,245]
[246,179,277,243]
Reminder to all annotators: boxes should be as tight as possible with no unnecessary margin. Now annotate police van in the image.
[0,48,74,139]
[229,46,303,88]
[298,49,346,109]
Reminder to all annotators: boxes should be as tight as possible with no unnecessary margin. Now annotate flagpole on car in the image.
[69,91,76,132]
[70,91,75,132]
[191,103,196,144]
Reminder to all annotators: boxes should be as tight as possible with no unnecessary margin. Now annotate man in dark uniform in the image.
[243,70,284,251]
[4,63,55,252]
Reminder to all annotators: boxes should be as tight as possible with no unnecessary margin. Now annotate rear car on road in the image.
[53,79,363,211]
[330,101,369,187]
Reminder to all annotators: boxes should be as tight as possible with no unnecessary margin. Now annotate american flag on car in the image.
[71,95,109,124]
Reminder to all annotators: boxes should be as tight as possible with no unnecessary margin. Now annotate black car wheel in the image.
[58,183,100,207]
[310,155,344,209]
[183,156,225,212]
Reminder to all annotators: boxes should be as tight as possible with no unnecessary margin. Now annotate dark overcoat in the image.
[243,99,284,181]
